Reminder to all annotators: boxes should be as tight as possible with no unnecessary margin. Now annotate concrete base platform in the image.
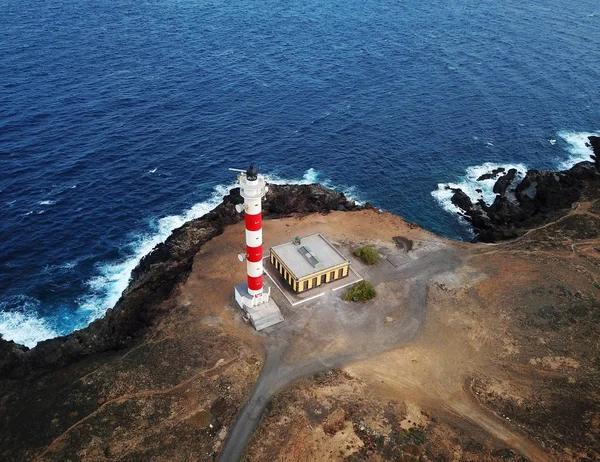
[246,298,284,331]
[234,283,284,331]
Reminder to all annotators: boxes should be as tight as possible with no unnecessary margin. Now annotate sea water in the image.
[1,0,599,346]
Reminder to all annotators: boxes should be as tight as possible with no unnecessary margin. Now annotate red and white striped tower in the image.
[231,164,271,309]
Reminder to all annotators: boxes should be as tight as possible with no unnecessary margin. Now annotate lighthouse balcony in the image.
[240,185,268,199]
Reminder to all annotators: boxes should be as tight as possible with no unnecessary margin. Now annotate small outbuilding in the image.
[269,233,350,293]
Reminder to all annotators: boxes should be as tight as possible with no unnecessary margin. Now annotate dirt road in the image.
[219,242,462,461]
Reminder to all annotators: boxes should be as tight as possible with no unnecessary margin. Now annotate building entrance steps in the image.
[234,282,284,331]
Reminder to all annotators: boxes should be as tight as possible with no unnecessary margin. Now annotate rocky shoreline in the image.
[1,167,599,461]
[0,184,362,378]
[450,135,600,242]
[3,139,599,375]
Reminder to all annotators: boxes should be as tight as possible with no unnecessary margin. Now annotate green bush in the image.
[353,245,379,265]
[344,280,376,302]
[313,372,327,383]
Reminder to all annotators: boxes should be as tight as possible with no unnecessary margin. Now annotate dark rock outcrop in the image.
[451,142,600,242]
[477,167,505,182]
[0,184,360,377]
[493,168,517,196]
[450,189,473,213]
[588,135,600,170]
[0,335,28,377]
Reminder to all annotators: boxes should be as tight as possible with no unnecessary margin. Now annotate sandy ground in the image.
[215,210,468,461]
[2,205,599,461]
[243,204,600,461]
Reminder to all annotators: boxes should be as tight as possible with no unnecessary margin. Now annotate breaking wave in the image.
[432,130,598,217]
[0,296,58,348]
[1,169,364,347]
[557,130,599,169]
[431,162,527,216]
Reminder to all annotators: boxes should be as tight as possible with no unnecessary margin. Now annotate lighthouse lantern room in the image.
[230,165,284,331]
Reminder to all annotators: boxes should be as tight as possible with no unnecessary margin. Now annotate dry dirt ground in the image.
[245,203,600,462]
[0,290,264,461]
[0,208,437,461]
[2,205,599,461]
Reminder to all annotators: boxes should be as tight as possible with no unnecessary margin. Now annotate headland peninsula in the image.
[1,138,599,461]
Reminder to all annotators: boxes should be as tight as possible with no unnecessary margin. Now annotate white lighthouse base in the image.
[234,282,284,331]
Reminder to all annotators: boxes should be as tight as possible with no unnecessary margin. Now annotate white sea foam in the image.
[2,168,366,347]
[432,130,599,219]
[431,162,528,215]
[0,297,58,348]
[0,311,58,348]
[557,130,599,169]
[39,200,56,206]
[265,167,321,186]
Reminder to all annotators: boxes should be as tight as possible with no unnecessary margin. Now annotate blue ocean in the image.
[1,0,599,347]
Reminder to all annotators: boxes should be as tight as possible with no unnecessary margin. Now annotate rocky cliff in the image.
[3,143,599,373]
[451,135,600,242]
[0,184,361,378]
[1,179,599,461]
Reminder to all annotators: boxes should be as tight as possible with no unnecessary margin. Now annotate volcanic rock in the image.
[0,335,28,377]
[493,168,517,195]
[0,184,360,377]
[588,135,600,170]
[450,189,473,213]
[451,161,600,242]
[477,168,505,181]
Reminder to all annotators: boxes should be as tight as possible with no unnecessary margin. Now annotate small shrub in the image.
[344,280,376,302]
[313,372,327,383]
[353,245,379,265]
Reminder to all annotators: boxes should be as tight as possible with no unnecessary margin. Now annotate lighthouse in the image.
[230,165,283,330]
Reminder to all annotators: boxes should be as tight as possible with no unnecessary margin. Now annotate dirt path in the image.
[449,395,554,462]
[208,210,563,461]
[219,245,461,461]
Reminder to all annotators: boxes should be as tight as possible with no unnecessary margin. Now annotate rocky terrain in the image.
[1,154,599,461]
[245,205,600,461]
[0,184,361,378]
[450,135,600,242]
[0,185,362,461]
